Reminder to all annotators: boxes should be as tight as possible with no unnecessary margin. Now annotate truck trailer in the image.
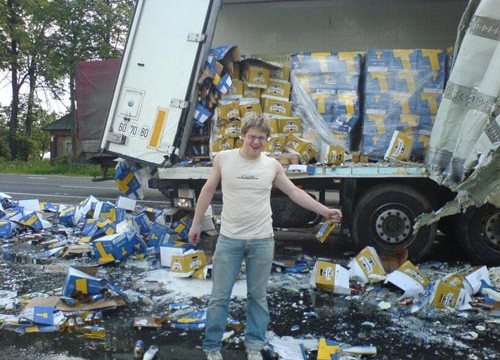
[99,0,500,265]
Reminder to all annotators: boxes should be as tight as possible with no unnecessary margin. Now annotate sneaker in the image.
[205,349,223,360]
[246,349,263,360]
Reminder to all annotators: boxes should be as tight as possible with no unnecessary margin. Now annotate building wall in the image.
[50,131,77,164]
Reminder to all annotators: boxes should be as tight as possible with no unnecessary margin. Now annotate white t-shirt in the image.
[218,149,278,239]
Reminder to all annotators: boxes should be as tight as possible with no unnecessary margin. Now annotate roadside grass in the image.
[0,158,109,177]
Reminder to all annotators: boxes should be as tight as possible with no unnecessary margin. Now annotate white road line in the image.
[60,185,116,190]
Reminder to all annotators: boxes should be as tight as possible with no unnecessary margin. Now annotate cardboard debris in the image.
[165,303,198,321]
[310,260,350,295]
[0,290,18,309]
[62,266,127,300]
[24,296,126,313]
[430,279,472,310]
[348,246,386,284]
[41,264,68,274]
[170,249,207,277]
[317,338,340,360]
[273,259,310,273]
[77,325,106,339]
[21,305,65,326]
[133,316,162,329]
[61,244,93,258]
[147,222,177,253]
[170,309,207,330]
[1,185,499,357]
[192,265,212,280]
[443,266,490,296]
[92,233,129,263]
[18,199,41,212]
[160,241,196,268]
[379,248,408,273]
[116,196,136,211]
[385,260,430,298]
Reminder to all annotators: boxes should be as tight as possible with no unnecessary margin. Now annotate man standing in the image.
[188,114,342,360]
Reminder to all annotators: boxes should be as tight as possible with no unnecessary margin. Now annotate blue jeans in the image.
[202,235,274,352]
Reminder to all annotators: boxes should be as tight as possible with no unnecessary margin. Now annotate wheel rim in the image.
[482,210,500,251]
[374,205,413,245]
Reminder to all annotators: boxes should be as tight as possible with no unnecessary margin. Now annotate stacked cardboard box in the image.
[211,55,317,163]
[290,51,362,152]
[190,45,242,159]
[362,49,447,160]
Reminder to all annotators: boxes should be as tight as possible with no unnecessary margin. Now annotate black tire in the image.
[271,193,318,228]
[438,214,459,236]
[352,184,437,262]
[456,204,500,266]
[159,187,173,200]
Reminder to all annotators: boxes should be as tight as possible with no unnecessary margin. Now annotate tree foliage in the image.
[0,0,135,161]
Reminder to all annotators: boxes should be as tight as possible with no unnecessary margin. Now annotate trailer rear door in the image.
[100,0,221,165]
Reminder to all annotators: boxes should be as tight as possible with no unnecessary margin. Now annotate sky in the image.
[0,72,70,115]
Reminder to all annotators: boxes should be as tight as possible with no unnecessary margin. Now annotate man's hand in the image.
[188,223,202,246]
[324,208,342,222]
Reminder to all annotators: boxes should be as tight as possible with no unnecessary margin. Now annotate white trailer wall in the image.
[214,0,469,54]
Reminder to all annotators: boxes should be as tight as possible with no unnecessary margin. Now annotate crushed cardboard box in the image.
[310,260,350,295]
[348,246,386,284]
[170,249,207,277]
[385,260,430,298]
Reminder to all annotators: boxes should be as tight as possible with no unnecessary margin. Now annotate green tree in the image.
[22,0,57,138]
[2,0,24,160]
[94,0,135,59]
[1,0,58,159]
[14,98,54,160]
[1,0,134,163]
[48,0,133,163]
[0,106,11,159]
[31,108,55,159]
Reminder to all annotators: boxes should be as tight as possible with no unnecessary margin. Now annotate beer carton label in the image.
[385,260,429,298]
[348,246,386,284]
[443,266,490,295]
[430,279,472,310]
[310,261,350,295]
[315,221,337,243]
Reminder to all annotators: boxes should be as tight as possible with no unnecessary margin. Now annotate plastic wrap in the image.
[290,52,362,153]
[362,49,447,161]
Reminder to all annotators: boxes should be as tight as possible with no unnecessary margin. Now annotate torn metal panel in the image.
[426,0,500,186]
[415,145,499,231]
[421,0,500,227]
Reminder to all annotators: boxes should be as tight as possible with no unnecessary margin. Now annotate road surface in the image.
[0,173,169,206]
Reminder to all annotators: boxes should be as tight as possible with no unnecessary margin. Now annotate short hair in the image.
[240,113,271,137]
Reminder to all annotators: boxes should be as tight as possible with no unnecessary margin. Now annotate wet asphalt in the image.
[0,174,498,359]
[0,229,498,360]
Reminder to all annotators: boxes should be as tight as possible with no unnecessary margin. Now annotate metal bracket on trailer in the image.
[170,99,190,109]
[187,33,207,43]
[106,132,127,145]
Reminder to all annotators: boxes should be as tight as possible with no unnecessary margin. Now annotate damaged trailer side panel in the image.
[417,0,500,265]
[100,0,222,166]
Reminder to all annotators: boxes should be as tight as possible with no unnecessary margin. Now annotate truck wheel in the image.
[456,204,500,266]
[352,184,437,262]
[271,193,319,228]
[159,188,173,200]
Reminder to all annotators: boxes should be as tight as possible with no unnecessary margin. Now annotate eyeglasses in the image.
[247,135,268,142]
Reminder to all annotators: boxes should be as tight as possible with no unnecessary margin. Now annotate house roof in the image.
[43,113,73,131]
